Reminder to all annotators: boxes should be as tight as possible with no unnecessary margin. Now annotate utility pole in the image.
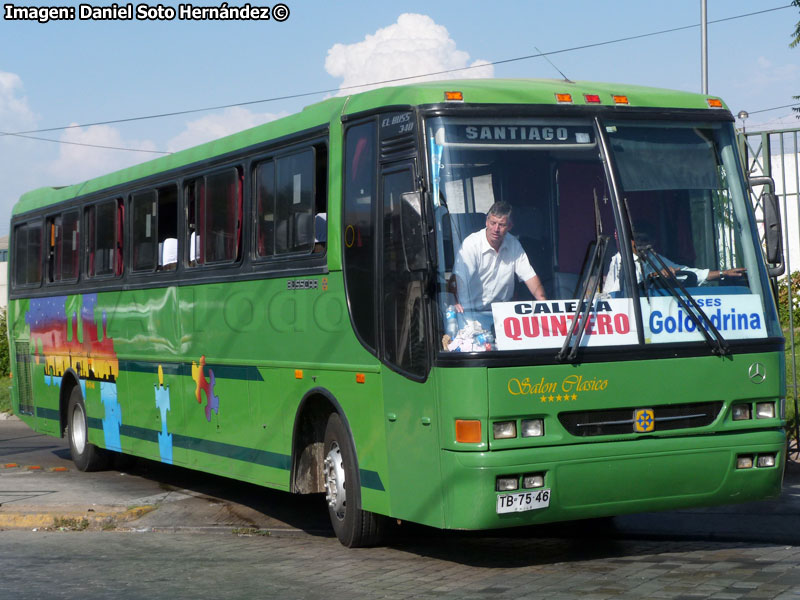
[701,0,708,94]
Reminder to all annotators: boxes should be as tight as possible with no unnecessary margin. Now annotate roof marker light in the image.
[612,95,629,105]
[584,94,602,104]
[555,93,573,104]
[444,91,464,102]
[707,98,724,108]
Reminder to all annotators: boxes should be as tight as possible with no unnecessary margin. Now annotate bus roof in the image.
[12,79,728,217]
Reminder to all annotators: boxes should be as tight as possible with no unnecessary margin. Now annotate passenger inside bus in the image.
[603,230,746,295]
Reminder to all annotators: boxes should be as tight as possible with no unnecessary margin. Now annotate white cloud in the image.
[0,70,42,235]
[741,56,799,87]
[47,124,158,185]
[166,106,284,153]
[0,70,36,127]
[325,13,494,94]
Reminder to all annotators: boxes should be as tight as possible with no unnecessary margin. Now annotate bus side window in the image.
[156,186,178,270]
[276,149,314,255]
[343,121,377,351]
[186,168,241,266]
[13,221,42,287]
[132,190,157,272]
[255,160,275,258]
[46,214,62,282]
[61,210,80,281]
[86,199,123,278]
[132,186,178,272]
[47,210,80,283]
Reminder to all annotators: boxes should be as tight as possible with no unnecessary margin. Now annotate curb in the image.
[0,505,156,531]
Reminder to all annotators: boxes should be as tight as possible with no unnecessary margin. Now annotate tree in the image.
[793,0,800,48]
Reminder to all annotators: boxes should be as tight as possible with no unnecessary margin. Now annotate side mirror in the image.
[749,176,784,277]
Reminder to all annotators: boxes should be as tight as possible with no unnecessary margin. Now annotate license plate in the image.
[496,489,551,514]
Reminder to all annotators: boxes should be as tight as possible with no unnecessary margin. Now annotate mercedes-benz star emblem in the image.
[748,362,766,384]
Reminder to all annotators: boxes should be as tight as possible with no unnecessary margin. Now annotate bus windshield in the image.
[428,116,780,354]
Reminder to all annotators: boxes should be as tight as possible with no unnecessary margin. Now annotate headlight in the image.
[493,421,517,439]
[755,402,775,419]
[732,404,752,421]
[521,419,544,437]
[522,473,544,489]
[496,476,519,491]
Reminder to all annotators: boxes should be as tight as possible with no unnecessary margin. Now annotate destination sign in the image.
[492,298,637,350]
[446,124,594,145]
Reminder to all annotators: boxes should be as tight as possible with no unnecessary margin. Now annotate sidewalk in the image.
[0,416,330,535]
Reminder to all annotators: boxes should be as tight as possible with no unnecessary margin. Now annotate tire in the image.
[323,412,385,547]
[67,385,110,472]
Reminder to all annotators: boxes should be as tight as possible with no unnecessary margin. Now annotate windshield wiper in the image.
[556,194,609,362]
[638,246,729,356]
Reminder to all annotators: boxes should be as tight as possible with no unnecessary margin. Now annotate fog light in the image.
[756,402,775,419]
[736,455,754,469]
[493,421,517,439]
[522,473,544,489]
[521,419,544,438]
[757,454,776,468]
[496,476,519,492]
[732,405,752,421]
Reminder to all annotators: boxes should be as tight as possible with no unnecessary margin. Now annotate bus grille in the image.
[14,342,34,416]
[558,401,723,437]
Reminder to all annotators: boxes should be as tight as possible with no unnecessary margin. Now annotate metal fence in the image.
[738,126,800,450]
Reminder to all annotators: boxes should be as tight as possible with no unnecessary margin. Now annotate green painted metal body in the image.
[8,80,784,532]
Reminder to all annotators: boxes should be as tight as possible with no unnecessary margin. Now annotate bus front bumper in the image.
[439,430,785,530]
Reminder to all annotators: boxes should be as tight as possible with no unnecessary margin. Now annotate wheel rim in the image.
[323,442,346,520]
[71,402,87,455]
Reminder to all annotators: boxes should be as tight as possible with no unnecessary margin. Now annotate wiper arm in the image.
[556,234,609,362]
[639,246,729,356]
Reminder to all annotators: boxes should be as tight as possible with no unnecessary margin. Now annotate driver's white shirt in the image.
[453,228,536,310]
[603,252,710,294]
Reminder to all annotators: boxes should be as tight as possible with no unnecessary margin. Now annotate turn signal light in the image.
[456,419,482,443]
[444,91,464,102]
[612,95,629,105]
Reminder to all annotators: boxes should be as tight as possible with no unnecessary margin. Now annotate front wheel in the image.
[323,412,385,547]
[67,385,110,472]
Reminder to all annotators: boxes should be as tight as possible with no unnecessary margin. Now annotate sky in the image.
[0,0,798,236]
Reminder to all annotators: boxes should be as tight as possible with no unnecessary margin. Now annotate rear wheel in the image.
[67,385,110,472]
[323,412,384,547]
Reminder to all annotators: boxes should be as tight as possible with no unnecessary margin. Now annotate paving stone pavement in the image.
[2,530,800,599]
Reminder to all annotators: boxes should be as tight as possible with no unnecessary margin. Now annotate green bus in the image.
[7,79,787,547]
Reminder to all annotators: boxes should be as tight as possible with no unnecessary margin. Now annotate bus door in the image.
[379,160,444,526]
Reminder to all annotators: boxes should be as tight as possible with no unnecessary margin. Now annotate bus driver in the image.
[453,201,547,313]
